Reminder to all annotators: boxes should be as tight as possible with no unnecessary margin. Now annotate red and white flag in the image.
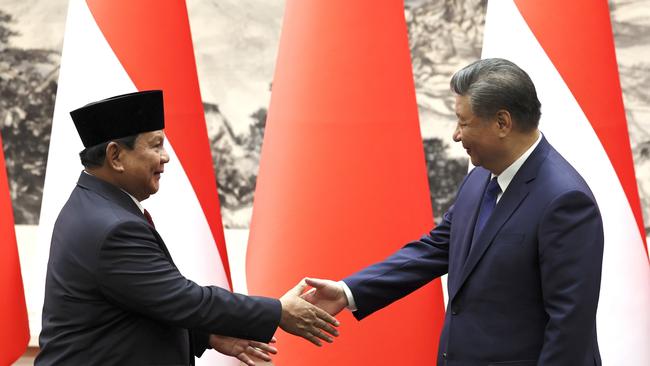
[481,0,650,364]
[0,133,30,365]
[34,1,234,364]
[246,0,445,364]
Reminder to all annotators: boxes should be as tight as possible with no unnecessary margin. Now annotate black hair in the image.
[79,134,139,168]
[450,58,541,131]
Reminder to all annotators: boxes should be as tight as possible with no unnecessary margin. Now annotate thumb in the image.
[289,278,308,296]
[305,277,329,289]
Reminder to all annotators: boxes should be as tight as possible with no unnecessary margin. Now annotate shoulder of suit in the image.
[67,186,150,235]
[536,150,596,200]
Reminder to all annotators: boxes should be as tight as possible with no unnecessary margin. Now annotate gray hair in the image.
[450,58,541,131]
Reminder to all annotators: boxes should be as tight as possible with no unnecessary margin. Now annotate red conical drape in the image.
[247,1,445,364]
[0,133,29,364]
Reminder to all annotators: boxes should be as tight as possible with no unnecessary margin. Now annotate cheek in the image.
[462,130,477,143]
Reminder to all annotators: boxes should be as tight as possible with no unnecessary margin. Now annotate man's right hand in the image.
[279,279,340,347]
[301,278,349,316]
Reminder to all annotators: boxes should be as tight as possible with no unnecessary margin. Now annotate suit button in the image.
[451,306,459,315]
[442,352,447,359]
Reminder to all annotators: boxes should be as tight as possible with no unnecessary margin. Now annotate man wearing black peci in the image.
[37,90,339,366]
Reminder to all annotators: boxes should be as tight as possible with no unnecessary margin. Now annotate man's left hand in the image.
[209,334,277,366]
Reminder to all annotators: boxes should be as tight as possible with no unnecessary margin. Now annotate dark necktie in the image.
[474,176,501,238]
[143,209,155,228]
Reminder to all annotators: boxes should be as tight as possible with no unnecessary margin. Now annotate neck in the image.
[491,129,540,175]
[85,167,140,202]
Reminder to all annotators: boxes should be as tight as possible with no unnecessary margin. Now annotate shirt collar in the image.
[494,132,543,197]
[123,190,145,214]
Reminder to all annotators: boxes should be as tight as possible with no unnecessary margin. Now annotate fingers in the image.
[304,331,323,347]
[236,352,255,366]
[235,341,276,365]
[249,341,278,355]
[312,328,333,343]
[315,319,339,337]
[315,305,340,327]
[279,281,342,347]
[301,287,316,301]
[246,345,273,362]
[288,278,308,296]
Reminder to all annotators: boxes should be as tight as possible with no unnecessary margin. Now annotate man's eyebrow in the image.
[150,135,164,144]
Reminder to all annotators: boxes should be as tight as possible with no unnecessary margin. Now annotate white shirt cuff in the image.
[338,280,357,312]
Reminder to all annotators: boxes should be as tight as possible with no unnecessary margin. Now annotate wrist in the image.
[338,280,357,311]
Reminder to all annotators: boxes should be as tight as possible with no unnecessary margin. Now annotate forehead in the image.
[138,130,165,141]
[137,130,165,143]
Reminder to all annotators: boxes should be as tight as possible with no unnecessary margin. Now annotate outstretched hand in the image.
[209,334,277,366]
[301,278,349,316]
[279,279,340,347]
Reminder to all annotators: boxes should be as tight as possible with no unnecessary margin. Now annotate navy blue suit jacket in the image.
[344,137,603,366]
[37,173,281,366]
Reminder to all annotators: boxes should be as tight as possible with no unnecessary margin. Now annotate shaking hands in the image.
[278,279,340,346]
[301,278,349,317]
[213,278,348,365]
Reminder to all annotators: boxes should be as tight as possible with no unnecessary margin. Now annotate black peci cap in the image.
[70,90,165,148]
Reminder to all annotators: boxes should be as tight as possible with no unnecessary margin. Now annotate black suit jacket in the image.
[344,138,603,366]
[36,173,281,365]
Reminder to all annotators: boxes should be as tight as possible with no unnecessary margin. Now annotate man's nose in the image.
[160,148,170,163]
[452,125,461,142]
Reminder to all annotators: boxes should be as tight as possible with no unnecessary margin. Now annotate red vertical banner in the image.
[0,133,29,364]
[247,0,445,364]
[86,0,231,287]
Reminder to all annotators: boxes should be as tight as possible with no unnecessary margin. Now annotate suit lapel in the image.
[77,172,177,266]
[448,170,488,290]
[450,138,551,301]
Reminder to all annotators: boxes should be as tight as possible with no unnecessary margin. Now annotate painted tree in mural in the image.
[423,137,466,222]
[0,10,58,224]
[206,102,266,226]
[406,0,486,221]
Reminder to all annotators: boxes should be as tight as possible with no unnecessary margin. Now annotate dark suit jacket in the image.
[344,137,603,366]
[36,173,281,366]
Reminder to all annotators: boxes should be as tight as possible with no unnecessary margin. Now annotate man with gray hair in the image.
[303,58,604,365]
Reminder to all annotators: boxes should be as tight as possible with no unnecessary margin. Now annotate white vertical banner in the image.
[481,1,650,364]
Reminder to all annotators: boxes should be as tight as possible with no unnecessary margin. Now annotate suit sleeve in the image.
[537,190,603,365]
[191,330,211,357]
[343,205,453,320]
[95,220,281,343]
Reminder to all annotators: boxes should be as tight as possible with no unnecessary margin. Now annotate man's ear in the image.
[105,142,124,172]
[495,109,513,137]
